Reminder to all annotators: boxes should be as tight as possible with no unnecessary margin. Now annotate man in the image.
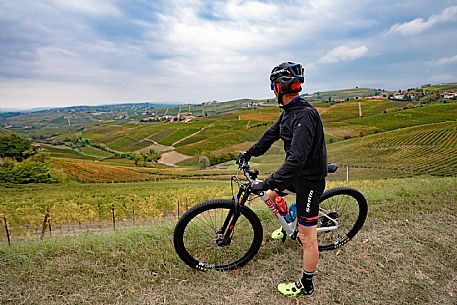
[236,62,327,297]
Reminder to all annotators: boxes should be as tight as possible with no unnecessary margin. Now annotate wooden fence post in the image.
[3,216,10,246]
[40,209,50,240]
[177,200,180,219]
[48,218,52,238]
[112,207,116,231]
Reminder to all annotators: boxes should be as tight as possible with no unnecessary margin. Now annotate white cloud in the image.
[434,54,457,65]
[1,1,457,108]
[319,45,369,64]
[389,5,457,35]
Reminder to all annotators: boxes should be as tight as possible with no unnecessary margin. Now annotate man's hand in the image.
[236,151,251,166]
[251,180,269,193]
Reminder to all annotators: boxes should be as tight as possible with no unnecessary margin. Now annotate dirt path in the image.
[158,150,191,166]
[133,133,174,154]
[134,141,173,154]
[171,123,214,147]
[133,131,199,166]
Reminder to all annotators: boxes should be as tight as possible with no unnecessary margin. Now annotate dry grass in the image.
[1,177,456,305]
[52,158,154,183]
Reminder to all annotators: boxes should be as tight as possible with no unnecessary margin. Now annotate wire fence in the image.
[1,203,191,245]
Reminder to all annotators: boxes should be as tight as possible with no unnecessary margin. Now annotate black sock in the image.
[301,270,314,293]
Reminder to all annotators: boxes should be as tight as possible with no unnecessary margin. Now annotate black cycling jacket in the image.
[246,97,327,189]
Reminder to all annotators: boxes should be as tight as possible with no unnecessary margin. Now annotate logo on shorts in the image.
[306,190,314,213]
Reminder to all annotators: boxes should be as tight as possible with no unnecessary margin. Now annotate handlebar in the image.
[238,161,258,183]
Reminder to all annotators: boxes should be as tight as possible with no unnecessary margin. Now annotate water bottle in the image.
[275,196,288,215]
[284,202,297,223]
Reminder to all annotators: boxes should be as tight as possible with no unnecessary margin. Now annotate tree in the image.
[0,134,34,161]
[198,156,210,169]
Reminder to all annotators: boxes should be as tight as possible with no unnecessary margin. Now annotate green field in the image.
[327,121,457,177]
[304,87,382,103]
[1,177,456,304]
[0,180,230,239]
[40,144,94,159]
[346,101,457,131]
[2,87,457,303]
[421,82,457,91]
[25,98,455,183]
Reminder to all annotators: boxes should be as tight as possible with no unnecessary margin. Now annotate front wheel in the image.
[317,187,368,251]
[173,199,263,271]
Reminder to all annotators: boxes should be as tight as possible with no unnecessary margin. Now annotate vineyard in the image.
[51,158,233,183]
[0,179,230,241]
[327,121,457,176]
[346,101,457,131]
[2,92,457,242]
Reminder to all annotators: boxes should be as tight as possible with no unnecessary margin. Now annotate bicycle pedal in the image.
[291,230,299,240]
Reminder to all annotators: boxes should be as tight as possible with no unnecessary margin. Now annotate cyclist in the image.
[236,61,327,297]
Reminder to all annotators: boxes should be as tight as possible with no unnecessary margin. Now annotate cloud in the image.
[1,1,457,108]
[319,45,368,64]
[427,54,457,66]
[389,5,457,35]
[51,0,121,16]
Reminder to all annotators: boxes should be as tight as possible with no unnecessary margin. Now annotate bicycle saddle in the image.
[327,163,338,173]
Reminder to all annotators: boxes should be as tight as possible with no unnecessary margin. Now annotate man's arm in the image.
[246,113,282,157]
[265,110,315,189]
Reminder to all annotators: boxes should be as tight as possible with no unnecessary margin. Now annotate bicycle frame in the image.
[259,189,340,235]
[227,163,339,243]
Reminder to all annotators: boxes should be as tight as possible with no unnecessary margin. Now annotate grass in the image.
[1,176,456,304]
[346,101,457,131]
[320,99,404,123]
[40,144,94,160]
[76,146,114,159]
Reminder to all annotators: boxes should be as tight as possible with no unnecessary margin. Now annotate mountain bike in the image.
[173,161,368,271]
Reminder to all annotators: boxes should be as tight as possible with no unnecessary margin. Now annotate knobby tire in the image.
[173,199,263,271]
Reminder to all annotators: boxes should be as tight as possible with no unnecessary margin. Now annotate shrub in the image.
[0,134,35,161]
[0,153,57,184]
[208,152,237,166]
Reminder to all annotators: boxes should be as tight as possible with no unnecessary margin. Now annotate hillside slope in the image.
[327,121,457,177]
[1,177,456,304]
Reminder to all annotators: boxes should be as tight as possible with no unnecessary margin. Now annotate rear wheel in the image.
[317,187,368,251]
[173,199,263,271]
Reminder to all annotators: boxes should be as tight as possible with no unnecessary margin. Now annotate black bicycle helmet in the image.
[270,62,305,93]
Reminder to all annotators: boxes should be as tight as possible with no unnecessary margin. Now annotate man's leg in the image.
[297,224,318,295]
[298,224,318,273]
[277,179,324,297]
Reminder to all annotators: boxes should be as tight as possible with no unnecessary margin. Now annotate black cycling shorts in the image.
[278,178,325,227]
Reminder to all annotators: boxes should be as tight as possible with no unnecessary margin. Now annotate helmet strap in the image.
[274,83,284,105]
[277,92,284,105]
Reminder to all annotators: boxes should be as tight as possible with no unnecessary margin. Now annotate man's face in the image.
[273,83,279,97]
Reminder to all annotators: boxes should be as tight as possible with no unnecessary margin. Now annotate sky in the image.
[1,0,457,109]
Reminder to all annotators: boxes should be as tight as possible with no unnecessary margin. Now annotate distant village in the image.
[2,85,456,129]
[303,85,457,103]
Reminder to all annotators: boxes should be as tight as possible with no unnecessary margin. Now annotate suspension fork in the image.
[216,187,248,246]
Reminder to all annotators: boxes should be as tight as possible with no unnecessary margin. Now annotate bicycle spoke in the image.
[181,205,256,268]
